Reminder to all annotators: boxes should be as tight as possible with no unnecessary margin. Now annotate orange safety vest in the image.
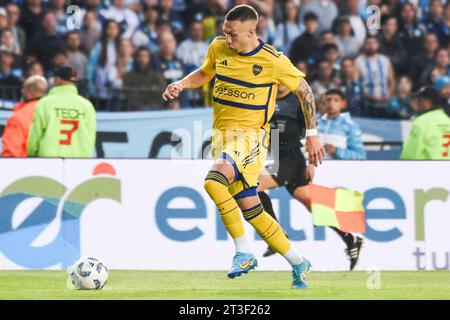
[2,99,40,157]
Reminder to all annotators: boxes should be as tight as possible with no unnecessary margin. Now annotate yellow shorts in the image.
[211,127,270,197]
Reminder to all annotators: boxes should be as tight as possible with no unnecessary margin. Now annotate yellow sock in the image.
[243,204,291,255]
[204,171,245,239]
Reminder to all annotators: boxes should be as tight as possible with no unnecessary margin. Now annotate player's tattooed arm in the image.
[293,78,324,167]
[293,78,317,130]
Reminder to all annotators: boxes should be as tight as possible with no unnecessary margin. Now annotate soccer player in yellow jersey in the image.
[162,5,324,289]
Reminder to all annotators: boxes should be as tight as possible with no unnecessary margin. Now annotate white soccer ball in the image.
[69,256,108,290]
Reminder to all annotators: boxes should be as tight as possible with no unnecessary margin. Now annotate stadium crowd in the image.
[0,0,448,116]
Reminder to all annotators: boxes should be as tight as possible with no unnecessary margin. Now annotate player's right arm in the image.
[162,69,214,101]
[162,38,217,101]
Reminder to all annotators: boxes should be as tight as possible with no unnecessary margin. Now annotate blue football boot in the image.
[292,258,311,289]
[227,252,258,279]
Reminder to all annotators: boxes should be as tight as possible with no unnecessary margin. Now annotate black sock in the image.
[330,226,354,247]
[258,191,278,221]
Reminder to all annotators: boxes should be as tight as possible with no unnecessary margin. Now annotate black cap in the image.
[413,86,441,105]
[53,66,77,82]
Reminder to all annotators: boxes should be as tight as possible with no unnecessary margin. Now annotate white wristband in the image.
[306,129,318,137]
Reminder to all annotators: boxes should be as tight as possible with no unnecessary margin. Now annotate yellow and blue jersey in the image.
[201,36,305,131]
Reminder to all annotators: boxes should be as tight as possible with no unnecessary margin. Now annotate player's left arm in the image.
[293,79,317,133]
[293,78,325,167]
[274,54,324,166]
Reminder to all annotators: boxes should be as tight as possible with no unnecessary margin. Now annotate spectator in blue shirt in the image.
[289,12,320,67]
[389,75,415,119]
[175,20,208,107]
[398,2,427,67]
[51,0,70,34]
[0,47,22,101]
[435,75,450,107]
[420,0,449,48]
[28,11,65,72]
[299,0,338,33]
[87,19,121,110]
[153,30,184,109]
[340,57,364,116]
[273,1,301,53]
[318,88,366,160]
[100,0,139,39]
[420,47,450,87]
[159,0,185,40]
[256,11,276,46]
[131,5,160,53]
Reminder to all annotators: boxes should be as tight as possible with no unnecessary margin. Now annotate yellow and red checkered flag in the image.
[309,184,366,233]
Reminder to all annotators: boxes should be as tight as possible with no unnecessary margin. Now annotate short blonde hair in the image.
[23,75,48,95]
[225,5,259,23]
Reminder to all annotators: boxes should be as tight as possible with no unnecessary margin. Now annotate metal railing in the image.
[0,85,22,110]
[89,86,206,111]
[0,84,207,111]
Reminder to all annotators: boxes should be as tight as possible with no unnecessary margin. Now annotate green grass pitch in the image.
[0,270,449,300]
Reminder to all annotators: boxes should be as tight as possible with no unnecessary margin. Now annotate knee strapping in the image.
[242,203,264,221]
[204,170,229,188]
